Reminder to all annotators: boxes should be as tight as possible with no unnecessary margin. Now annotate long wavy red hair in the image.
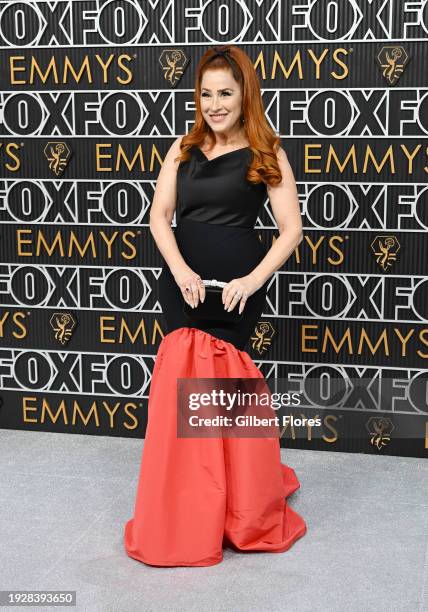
[174,45,282,187]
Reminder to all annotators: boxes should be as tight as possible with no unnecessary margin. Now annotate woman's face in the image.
[200,68,243,136]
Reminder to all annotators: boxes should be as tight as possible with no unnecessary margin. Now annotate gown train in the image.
[124,326,307,567]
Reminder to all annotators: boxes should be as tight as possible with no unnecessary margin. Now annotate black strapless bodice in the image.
[160,143,270,350]
[176,145,267,228]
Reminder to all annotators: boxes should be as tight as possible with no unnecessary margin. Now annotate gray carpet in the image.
[0,429,426,612]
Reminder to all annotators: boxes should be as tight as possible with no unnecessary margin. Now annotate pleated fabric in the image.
[124,327,307,567]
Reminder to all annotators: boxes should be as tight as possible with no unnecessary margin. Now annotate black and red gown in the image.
[124,145,307,566]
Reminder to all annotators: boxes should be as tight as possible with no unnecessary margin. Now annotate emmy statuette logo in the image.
[49,313,77,345]
[250,322,275,355]
[44,142,72,176]
[370,235,400,270]
[365,416,395,450]
[376,46,410,85]
[159,49,189,87]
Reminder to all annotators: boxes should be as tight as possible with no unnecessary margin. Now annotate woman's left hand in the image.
[222,274,262,314]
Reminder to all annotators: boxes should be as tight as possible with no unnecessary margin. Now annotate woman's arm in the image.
[149,136,186,274]
[249,146,303,289]
[149,136,205,307]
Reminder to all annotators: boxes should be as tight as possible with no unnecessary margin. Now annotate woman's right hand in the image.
[173,267,205,308]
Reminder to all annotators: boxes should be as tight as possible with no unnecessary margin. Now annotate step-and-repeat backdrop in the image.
[0,1,426,457]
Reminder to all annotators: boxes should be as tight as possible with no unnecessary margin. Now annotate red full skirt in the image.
[124,327,307,567]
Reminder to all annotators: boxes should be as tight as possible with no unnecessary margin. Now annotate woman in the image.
[124,45,306,567]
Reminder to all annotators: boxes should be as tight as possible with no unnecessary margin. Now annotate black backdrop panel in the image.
[0,0,427,456]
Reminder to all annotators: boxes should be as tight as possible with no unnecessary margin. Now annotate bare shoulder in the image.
[267,144,294,191]
[151,138,184,218]
[166,135,184,162]
[275,145,290,164]
[170,135,184,155]
[158,136,185,176]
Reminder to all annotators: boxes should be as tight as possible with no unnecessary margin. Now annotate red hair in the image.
[174,45,282,187]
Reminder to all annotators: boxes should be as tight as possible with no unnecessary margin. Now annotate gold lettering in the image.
[305,144,322,173]
[418,329,428,358]
[5,143,21,171]
[119,319,148,345]
[400,144,421,174]
[99,231,119,259]
[13,313,27,339]
[16,229,33,256]
[305,235,325,263]
[37,231,65,257]
[23,397,38,423]
[96,143,112,171]
[42,398,69,424]
[272,50,303,79]
[95,54,115,83]
[117,54,133,84]
[121,231,137,259]
[63,55,92,84]
[327,236,344,265]
[101,401,121,428]
[331,48,349,79]
[67,232,96,257]
[393,328,414,357]
[357,328,389,356]
[124,403,139,430]
[363,145,394,174]
[307,48,329,79]
[323,415,339,443]
[301,325,318,353]
[116,144,145,171]
[0,311,9,336]
[100,317,116,343]
[326,144,358,173]
[9,56,26,84]
[30,56,59,84]
[323,326,353,354]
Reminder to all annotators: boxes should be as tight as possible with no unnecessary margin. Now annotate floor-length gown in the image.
[124,144,307,566]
